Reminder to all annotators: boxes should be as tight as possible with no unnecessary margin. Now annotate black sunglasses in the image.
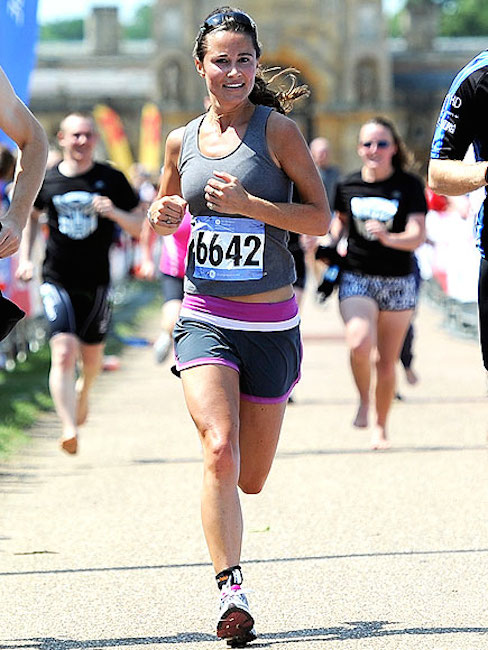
[361,140,392,149]
[203,11,256,31]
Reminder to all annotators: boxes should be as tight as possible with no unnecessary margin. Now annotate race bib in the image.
[192,216,264,281]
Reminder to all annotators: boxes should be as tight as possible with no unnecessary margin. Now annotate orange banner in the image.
[138,102,162,176]
[93,104,134,177]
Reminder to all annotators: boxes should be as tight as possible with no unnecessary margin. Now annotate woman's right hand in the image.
[147,195,187,235]
[15,259,35,282]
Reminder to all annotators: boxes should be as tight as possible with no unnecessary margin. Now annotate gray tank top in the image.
[179,104,296,297]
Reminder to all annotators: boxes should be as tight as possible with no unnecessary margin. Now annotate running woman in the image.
[328,117,426,449]
[147,6,329,645]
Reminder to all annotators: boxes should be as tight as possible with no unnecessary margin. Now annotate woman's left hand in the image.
[204,171,249,214]
[365,219,388,243]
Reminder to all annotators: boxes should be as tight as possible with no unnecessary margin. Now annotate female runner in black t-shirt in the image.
[328,117,427,449]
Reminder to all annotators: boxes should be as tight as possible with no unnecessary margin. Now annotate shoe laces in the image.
[219,582,252,604]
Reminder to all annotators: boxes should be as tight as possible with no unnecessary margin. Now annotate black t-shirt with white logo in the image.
[334,169,427,277]
[35,162,139,288]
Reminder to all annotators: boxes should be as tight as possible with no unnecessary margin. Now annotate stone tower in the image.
[153,0,392,171]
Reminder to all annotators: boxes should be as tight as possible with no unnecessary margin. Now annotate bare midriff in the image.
[226,284,294,303]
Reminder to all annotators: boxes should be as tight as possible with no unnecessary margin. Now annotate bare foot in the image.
[75,380,89,426]
[60,436,78,455]
[353,403,369,428]
[371,426,391,450]
[405,367,419,385]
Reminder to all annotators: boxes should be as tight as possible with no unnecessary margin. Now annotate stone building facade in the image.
[29,1,487,175]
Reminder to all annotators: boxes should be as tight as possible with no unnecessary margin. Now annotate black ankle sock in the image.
[216,565,243,590]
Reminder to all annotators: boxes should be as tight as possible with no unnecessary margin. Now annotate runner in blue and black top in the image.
[428,50,488,370]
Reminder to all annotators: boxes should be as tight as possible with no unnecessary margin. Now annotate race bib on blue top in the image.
[192,216,265,281]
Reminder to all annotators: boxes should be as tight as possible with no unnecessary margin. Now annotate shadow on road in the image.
[4,620,488,648]
[2,547,488,578]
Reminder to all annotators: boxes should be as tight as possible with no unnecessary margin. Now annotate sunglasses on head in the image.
[361,140,392,149]
[203,10,256,31]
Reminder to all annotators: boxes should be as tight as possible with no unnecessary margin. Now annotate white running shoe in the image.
[217,580,256,646]
[153,331,171,364]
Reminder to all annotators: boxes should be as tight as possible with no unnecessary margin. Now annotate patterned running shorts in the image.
[338,270,417,311]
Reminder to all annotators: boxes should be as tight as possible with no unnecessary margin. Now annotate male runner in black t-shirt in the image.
[17,112,142,453]
[428,50,488,371]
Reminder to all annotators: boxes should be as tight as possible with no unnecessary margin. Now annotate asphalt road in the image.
[1,290,487,650]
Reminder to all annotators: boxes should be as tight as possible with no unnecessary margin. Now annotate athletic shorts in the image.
[160,273,184,303]
[478,257,488,371]
[339,270,417,311]
[172,294,302,403]
[40,282,112,344]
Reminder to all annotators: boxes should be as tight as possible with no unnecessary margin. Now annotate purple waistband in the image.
[181,294,298,323]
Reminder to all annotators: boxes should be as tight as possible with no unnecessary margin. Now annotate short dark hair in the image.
[59,111,96,133]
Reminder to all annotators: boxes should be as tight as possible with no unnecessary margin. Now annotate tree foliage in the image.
[40,19,83,41]
[439,0,488,36]
[389,0,488,37]
[122,4,152,39]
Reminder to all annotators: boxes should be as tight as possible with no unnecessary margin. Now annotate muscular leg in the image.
[154,299,182,363]
[49,333,80,448]
[181,364,286,573]
[181,364,242,573]
[76,342,104,426]
[238,399,286,494]
[373,309,413,449]
[339,296,378,428]
[161,298,182,333]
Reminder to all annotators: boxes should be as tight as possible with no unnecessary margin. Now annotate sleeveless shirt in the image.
[179,104,296,297]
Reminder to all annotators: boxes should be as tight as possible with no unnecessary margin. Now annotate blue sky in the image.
[37,0,405,24]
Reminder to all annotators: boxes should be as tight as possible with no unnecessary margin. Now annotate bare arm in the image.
[91,195,144,238]
[148,128,188,237]
[0,67,48,257]
[428,158,488,196]
[15,208,41,281]
[365,213,426,251]
[204,113,330,236]
[328,213,348,245]
[137,218,157,279]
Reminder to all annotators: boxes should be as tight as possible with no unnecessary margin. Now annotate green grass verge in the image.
[0,345,52,457]
[0,279,160,460]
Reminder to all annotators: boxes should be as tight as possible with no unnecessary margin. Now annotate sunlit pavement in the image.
[1,288,487,649]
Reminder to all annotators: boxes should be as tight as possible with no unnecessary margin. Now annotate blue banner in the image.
[0,0,40,147]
